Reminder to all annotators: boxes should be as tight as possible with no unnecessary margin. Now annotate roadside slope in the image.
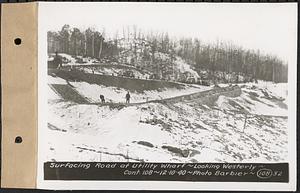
[46,81,288,163]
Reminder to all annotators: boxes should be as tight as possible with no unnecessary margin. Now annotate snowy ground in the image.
[49,53,99,66]
[217,82,288,117]
[48,75,210,103]
[71,81,209,103]
[46,75,288,163]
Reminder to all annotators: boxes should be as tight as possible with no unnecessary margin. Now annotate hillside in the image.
[46,74,288,163]
[49,49,200,83]
[48,25,288,83]
[48,71,209,104]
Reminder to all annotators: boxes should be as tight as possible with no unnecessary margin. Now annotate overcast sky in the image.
[40,2,297,64]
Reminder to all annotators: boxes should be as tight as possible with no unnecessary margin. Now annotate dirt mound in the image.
[49,84,90,104]
[137,141,154,148]
[162,145,189,157]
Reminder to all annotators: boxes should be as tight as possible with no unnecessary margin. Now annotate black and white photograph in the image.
[37,2,297,190]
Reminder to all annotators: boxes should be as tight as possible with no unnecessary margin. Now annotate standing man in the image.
[100,94,105,103]
[54,51,62,69]
[126,92,131,104]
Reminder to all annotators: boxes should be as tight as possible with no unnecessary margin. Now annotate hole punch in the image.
[15,136,23,144]
[14,38,22,45]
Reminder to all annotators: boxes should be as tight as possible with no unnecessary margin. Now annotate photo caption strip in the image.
[44,162,288,182]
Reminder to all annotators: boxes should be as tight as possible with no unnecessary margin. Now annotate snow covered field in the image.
[46,75,288,163]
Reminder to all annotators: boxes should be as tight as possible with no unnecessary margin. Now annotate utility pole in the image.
[98,36,103,59]
[84,33,87,56]
[92,33,95,58]
[243,113,248,133]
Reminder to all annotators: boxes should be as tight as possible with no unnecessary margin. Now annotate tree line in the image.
[48,25,288,83]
